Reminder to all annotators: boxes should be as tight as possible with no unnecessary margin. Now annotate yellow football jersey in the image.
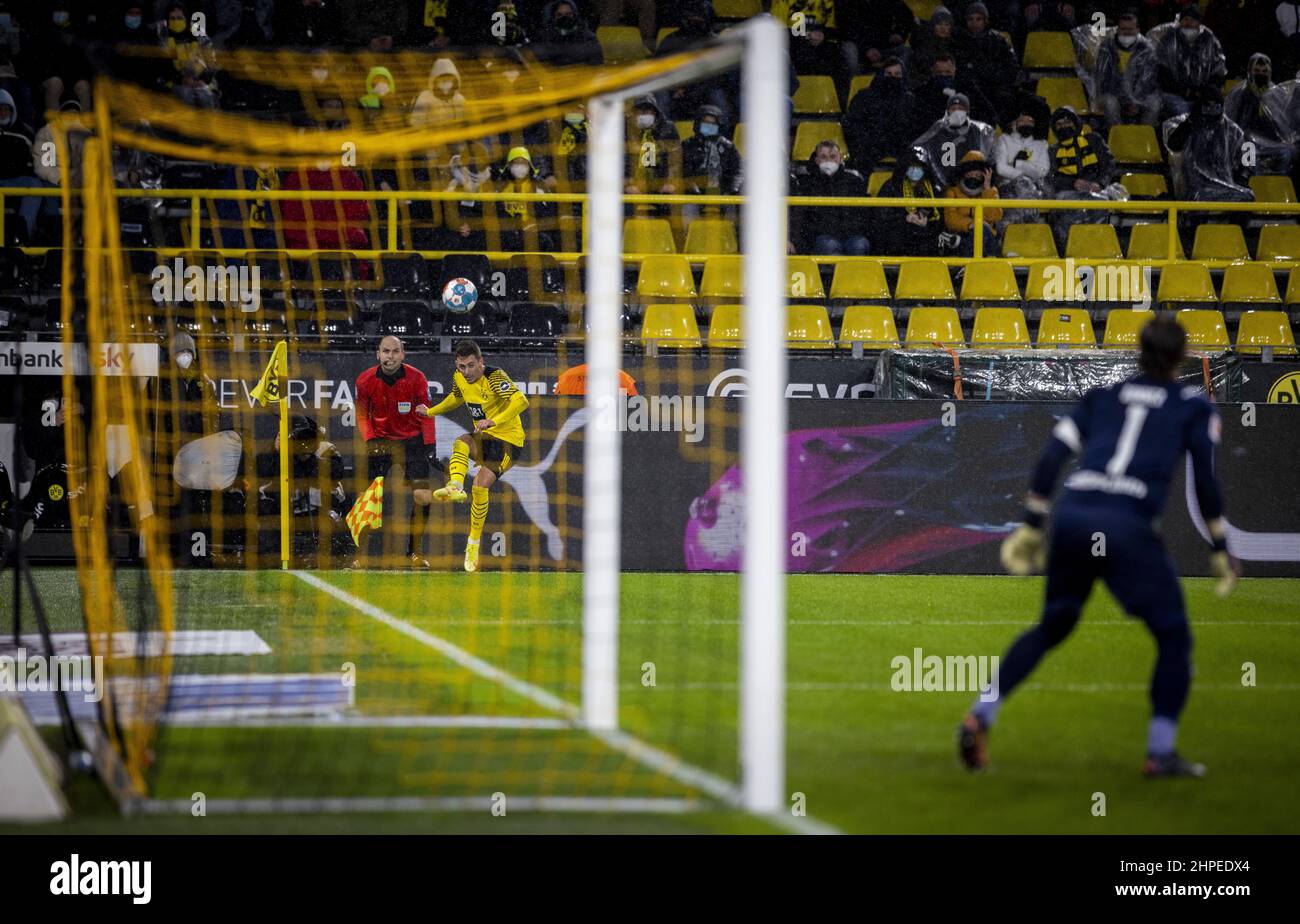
[448,366,527,447]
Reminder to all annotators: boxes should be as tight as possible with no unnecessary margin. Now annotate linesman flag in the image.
[250,340,288,405]
[347,476,384,546]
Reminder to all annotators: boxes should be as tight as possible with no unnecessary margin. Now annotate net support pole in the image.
[740,14,789,813]
[581,93,625,731]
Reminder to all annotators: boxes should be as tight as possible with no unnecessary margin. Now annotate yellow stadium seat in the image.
[1220,262,1282,304]
[713,0,761,16]
[793,75,841,115]
[597,26,648,63]
[1249,175,1297,203]
[1108,124,1162,164]
[960,260,1021,302]
[1101,309,1155,348]
[1191,223,1250,261]
[904,307,964,348]
[1024,31,1076,69]
[868,170,892,196]
[1223,77,1243,95]
[1121,173,1168,198]
[623,218,676,254]
[830,259,890,301]
[896,260,955,301]
[971,307,1031,348]
[1091,261,1151,304]
[1036,76,1089,114]
[636,255,697,298]
[1288,268,1300,304]
[707,304,743,349]
[732,122,745,156]
[787,256,826,298]
[1236,310,1298,355]
[838,305,900,349]
[1127,223,1184,260]
[1256,224,1300,262]
[847,74,875,106]
[1037,306,1096,348]
[1156,263,1216,304]
[792,121,849,162]
[1025,261,1082,301]
[1176,309,1230,349]
[1065,224,1123,259]
[699,255,744,300]
[787,304,835,348]
[684,218,739,255]
[641,304,701,349]
[657,27,678,47]
[1002,223,1058,259]
[675,119,694,140]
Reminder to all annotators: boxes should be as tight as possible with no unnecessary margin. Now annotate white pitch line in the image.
[162,714,573,730]
[135,796,706,816]
[618,681,1300,693]
[411,618,1300,627]
[291,571,839,836]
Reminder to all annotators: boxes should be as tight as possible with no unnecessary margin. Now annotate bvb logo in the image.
[1266,371,1300,404]
[48,484,64,501]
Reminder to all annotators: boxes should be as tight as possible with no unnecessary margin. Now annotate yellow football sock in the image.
[448,440,469,488]
[469,485,489,543]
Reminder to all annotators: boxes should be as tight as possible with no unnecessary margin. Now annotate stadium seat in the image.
[1236,310,1298,355]
[707,304,743,349]
[838,305,900,349]
[641,304,702,348]
[442,302,497,340]
[868,170,892,196]
[792,122,849,162]
[1256,225,1300,262]
[676,119,695,140]
[378,253,431,299]
[1127,223,1184,260]
[1108,125,1162,164]
[505,302,562,349]
[1288,268,1300,304]
[377,300,435,341]
[1121,173,1168,198]
[1090,261,1152,305]
[507,252,565,296]
[732,122,745,155]
[1176,309,1230,349]
[1002,223,1058,259]
[960,260,1021,302]
[903,307,964,348]
[1249,175,1297,203]
[787,256,826,298]
[699,256,744,300]
[787,304,835,348]
[793,75,841,115]
[713,0,761,16]
[636,255,697,298]
[896,260,955,302]
[1036,76,1089,115]
[847,74,874,106]
[1101,309,1154,348]
[1156,263,1216,304]
[1023,31,1076,69]
[658,27,679,47]
[684,218,739,255]
[971,307,1031,348]
[829,260,891,301]
[439,253,492,292]
[1220,262,1282,304]
[1065,224,1122,260]
[1191,224,1250,261]
[597,26,648,63]
[1025,261,1081,302]
[1036,306,1096,348]
[624,218,677,254]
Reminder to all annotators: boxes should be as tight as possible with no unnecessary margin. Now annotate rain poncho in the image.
[1086,27,1159,115]
[1225,54,1293,175]
[911,115,996,189]
[1162,106,1254,202]
[1151,21,1227,100]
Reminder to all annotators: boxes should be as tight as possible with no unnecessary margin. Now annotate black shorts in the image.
[366,436,434,486]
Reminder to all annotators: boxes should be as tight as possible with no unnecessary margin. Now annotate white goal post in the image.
[582,15,789,813]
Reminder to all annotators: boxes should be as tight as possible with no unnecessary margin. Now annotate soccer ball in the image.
[441,278,478,314]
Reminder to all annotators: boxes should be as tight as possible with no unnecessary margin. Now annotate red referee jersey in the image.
[355,363,437,444]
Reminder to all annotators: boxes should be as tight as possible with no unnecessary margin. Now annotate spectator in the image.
[549,102,591,193]
[32,100,90,222]
[681,104,742,198]
[912,53,980,137]
[789,140,871,256]
[493,145,558,252]
[1152,7,1228,118]
[656,1,735,123]
[909,6,959,92]
[213,163,280,250]
[1163,84,1256,201]
[280,159,372,250]
[0,88,41,243]
[953,2,1020,126]
[1048,105,1119,249]
[275,0,340,47]
[213,0,274,48]
[624,94,680,199]
[159,2,218,107]
[871,146,943,257]
[912,92,996,188]
[1023,0,1076,33]
[941,150,1002,256]
[770,1,841,32]
[411,58,465,127]
[840,0,914,76]
[993,103,1050,221]
[1225,52,1294,175]
[595,0,657,49]
[1277,2,1300,73]
[844,56,914,177]
[1096,11,1161,128]
[533,1,603,67]
[358,65,396,111]
[32,2,94,113]
[0,55,32,131]
[791,17,850,102]
[442,140,493,250]
[556,364,639,395]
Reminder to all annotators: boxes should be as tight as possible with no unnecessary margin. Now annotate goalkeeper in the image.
[960,316,1238,778]
[416,340,528,573]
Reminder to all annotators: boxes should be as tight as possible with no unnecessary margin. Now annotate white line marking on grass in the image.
[291,571,840,836]
[163,714,572,729]
[415,618,1300,627]
[136,796,706,816]
[617,681,1300,693]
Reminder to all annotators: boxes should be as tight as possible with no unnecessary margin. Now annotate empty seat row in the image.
[1005,222,1300,263]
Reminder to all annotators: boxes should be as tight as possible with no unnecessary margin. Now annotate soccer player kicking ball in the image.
[960,317,1239,778]
[416,340,528,573]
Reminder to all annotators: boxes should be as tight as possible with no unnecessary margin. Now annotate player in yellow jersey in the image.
[415,340,529,572]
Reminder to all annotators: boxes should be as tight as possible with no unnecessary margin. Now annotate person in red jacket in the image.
[355,336,437,567]
[280,161,372,250]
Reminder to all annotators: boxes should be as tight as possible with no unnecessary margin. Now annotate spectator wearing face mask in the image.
[655,1,735,124]
[844,56,914,178]
[788,140,870,256]
[680,104,742,204]
[912,92,997,189]
[912,53,988,139]
[493,145,559,252]
[941,150,1002,257]
[158,2,218,106]
[359,65,396,112]
[910,7,959,92]
[0,88,41,243]
[1096,11,1161,128]
[411,58,465,127]
[1048,104,1119,248]
[32,2,94,113]
[1163,84,1255,202]
[624,95,681,206]
[953,2,1020,126]
[1225,52,1294,175]
[872,146,943,257]
[533,1,603,67]
[993,105,1050,220]
[1152,7,1227,119]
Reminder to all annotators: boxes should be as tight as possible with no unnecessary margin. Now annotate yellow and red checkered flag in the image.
[346,476,384,547]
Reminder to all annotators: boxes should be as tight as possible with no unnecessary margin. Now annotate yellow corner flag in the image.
[346,476,384,547]
[250,340,288,406]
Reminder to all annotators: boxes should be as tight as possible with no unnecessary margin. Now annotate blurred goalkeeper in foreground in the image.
[960,316,1238,778]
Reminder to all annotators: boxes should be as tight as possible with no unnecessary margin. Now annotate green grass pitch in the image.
[4,569,1298,834]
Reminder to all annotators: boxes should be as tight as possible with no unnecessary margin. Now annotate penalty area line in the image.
[134,796,707,816]
[161,715,574,730]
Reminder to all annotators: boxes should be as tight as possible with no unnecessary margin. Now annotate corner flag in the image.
[347,476,384,547]
[250,341,288,406]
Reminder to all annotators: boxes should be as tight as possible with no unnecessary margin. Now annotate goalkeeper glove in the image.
[1001,524,1046,575]
[1209,551,1237,599]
